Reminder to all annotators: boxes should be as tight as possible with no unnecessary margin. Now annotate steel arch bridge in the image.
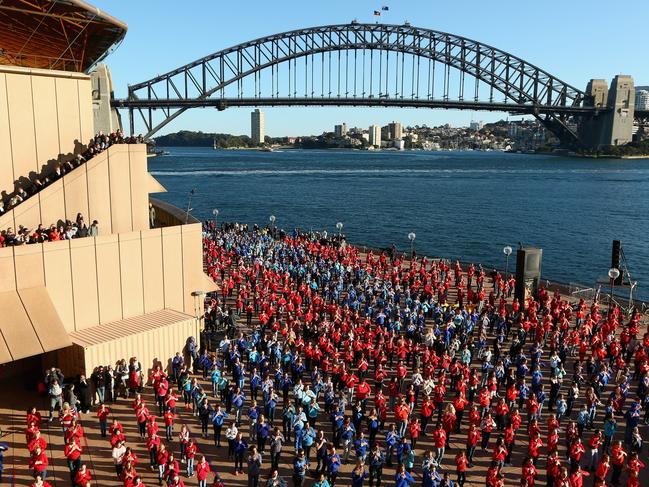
[113,23,600,145]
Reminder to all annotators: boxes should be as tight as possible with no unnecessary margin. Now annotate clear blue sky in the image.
[93,0,649,137]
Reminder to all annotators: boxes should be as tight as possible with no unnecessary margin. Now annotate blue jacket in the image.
[212,410,228,426]
[394,471,415,487]
[327,453,341,473]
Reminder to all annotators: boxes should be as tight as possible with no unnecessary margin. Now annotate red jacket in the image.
[196,461,211,481]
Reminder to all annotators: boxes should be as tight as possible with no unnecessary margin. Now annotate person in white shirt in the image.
[112,440,126,478]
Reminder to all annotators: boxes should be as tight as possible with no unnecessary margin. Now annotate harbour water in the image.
[150,148,649,300]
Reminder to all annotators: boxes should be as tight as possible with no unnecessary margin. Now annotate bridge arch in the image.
[122,23,586,142]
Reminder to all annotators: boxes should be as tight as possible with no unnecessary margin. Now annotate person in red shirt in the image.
[169,474,185,487]
[64,436,83,482]
[521,457,537,487]
[29,446,49,480]
[455,451,468,487]
[73,464,92,486]
[485,461,500,487]
[569,438,586,471]
[30,475,53,487]
[611,441,627,485]
[65,420,85,444]
[26,420,40,445]
[626,451,645,480]
[420,396,434,435]
[527,431,543,466]
[97,403,110,438]
[433,423,447,462]
[480,413,496,451]
[163,408,175,441]
[569,467,589,487]
[587,429,602,471]
[27,430,47,454]
[394,398,410,438]
[185,439,197,477]
[594,453,610,483]
[27,407,42,429]
[408,418,421,448]
[195,456,211,487]
[466,423,481,466]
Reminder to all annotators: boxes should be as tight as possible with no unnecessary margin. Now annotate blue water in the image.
[149,148,649,299]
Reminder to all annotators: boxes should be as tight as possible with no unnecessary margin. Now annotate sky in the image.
[92,0,649,137]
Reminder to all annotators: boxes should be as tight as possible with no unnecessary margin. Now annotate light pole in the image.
[185,188,196,224]
[269,215,276,237]
[608,267,620,315]
[191,290,206,349]
[408,232,416,260]
[503,245,513,276]
[212,208,219,230]
[336,222,343,237]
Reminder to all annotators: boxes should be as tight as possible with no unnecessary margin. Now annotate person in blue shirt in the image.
[354,431,370,463]
[326,446,341,487]
[301,425,317,462]
[292,449,309,487]
[292,406,307,450]
[282,403,295,442]
[248,400,261,442]
[265,389,278,425]
[368,443,385,487]
[212,405,228,446]
[249,368,262,402]
[233,432,248,475]
[394,464,415,487]
[385,424,400,466]
[257,414,271,453]
[340,418,356,463]
[422,463,442,487]
[171,353,184,382]
[331,406,345,448]
[314,473,331,487]
[576,404,590,437]
[624,401,642,445]
[351,460,369,487]
[231,386,246,426]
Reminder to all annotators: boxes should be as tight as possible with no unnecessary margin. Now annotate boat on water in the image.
[261,147,274,152]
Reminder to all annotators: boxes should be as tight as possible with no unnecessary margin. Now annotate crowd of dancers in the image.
[18,221,649,487]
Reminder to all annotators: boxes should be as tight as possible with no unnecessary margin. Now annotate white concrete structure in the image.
[369,125,381,147]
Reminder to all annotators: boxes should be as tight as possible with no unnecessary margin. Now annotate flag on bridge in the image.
[382,6,389,11]
[374,10,381,16]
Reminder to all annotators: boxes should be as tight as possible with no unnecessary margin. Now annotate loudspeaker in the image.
[515,247,543,307]
[611,240,623,285]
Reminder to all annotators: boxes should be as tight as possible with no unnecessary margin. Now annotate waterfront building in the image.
[389,121,403,139]
[334,122,348,137]
[469,120,484,131]
[0,2,216,377]
[369,124,382,147]
[635,89,649,110]
[251,108,265,145]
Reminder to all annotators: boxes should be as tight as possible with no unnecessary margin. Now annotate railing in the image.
[350,241,649,315]
[149,197,200,227]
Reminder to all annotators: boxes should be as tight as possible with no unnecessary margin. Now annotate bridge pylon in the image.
[579,75,635,150]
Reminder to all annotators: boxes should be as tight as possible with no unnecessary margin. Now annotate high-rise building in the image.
[469,121,484,131]
[334,123,348,137]
[635,90,649,110]
[388,121,403,140]
[369,125,381,147]
[251,109,265,145]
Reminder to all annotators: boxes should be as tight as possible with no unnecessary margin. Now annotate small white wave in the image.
[150,167,649,177]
